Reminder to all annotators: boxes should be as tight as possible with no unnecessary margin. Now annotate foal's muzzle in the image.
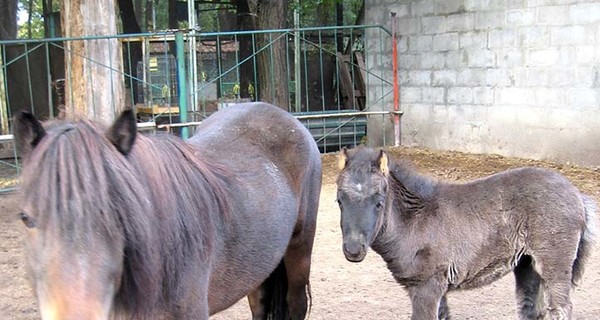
[343,241,367,262]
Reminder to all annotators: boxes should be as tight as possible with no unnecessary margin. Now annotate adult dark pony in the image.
[336,146,597,320]
[14,102,322,320]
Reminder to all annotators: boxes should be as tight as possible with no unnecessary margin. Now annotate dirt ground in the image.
[2,146,600,319]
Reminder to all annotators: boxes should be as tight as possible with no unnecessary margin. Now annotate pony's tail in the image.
[572,194,598,286]
[263,260,289,319]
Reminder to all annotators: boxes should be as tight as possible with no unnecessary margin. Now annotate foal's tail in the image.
[572,194,599,286]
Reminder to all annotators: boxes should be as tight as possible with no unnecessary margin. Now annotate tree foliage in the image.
[15,0,364,39]
[17,0,44,38]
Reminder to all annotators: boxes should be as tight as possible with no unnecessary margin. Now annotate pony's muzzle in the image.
[343,241,367,262]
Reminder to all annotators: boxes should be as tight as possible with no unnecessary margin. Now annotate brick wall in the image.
[366,0,600,166]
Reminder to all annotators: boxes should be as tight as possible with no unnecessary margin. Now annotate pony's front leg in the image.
[407,274,448,320]
[174,273,211,320]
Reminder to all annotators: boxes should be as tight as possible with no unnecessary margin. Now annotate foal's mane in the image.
[388,158,437,200]
[20,118,232,317]
[340,147,437,200]
[339,147,438,217]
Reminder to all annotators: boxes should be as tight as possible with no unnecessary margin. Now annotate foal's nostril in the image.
[343,242,365,256]
[343,241,367,262]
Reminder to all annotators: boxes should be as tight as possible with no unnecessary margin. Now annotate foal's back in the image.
[441,166,585,222]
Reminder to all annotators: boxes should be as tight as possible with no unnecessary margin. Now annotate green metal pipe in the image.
[175,31,189,139]
[0,25,389,46]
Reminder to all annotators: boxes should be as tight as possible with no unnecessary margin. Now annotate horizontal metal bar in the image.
[137,122,157,130]
[0,25,390,45]
[0,110,404,141]
[198,24,390,37]
[0,31,179,45]
[157,121,204,129]
[294,110,403,120]
[0,187,18,194]
[0,135,13,143]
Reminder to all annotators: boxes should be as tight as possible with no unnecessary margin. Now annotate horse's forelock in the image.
[21,119,233,316]
[20,119,163,316]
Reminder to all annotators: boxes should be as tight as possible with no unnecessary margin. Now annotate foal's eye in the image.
[375,200,384,209]
[18,212,36,229]
[335,199,342,207]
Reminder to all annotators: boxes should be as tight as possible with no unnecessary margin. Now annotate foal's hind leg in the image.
[514,255,545,319]
[438,294,451,320]
[537,261,574,319]
[531,242,579,320]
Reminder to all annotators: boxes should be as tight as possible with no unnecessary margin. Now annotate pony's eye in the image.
[18,212,36,229]
[335,199,342,207]
[375,200,384,209]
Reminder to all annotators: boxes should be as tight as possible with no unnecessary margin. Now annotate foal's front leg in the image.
[407,274,448,320]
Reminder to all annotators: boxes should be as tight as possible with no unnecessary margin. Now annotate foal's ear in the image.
[13,111,46,160]
[107,109,137,156]
[378,150,390,176]
[338,147,349,169]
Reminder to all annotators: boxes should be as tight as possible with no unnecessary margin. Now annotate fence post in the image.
[175,31,189,139]
[294,0,301,112]
[0,47,8,135]
[391,12,400,147]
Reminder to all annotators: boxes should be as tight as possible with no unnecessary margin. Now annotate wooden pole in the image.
[0,49,8,134]
[61,0,124,123]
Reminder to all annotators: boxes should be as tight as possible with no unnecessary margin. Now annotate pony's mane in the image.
[125,132,232,309]
[19,118,231,317]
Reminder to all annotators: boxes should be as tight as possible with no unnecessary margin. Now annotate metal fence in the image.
[0,25,396,192]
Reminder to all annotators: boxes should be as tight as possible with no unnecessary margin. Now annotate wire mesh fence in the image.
[0,25,396,192]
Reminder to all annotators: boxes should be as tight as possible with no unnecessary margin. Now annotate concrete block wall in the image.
[366,0,600,166]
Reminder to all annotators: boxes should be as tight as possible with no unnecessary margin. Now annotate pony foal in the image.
[336,147,597,320]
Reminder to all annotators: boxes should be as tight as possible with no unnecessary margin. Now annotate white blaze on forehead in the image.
[342,182,367,200]
[338,172,384,200]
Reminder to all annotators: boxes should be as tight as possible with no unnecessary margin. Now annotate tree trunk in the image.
[168,0,178,29]
[1,0,51,128]
[133,0,143,27]
[0,0,18,40]
[0,0,17,133]
[336,1,344,53]
[61,0,124,122]
[118,0,142,106]
[118,0,142,33]
[236,0,257,100]
[254,0,288,109]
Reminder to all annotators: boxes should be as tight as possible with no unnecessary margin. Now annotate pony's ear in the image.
[378,150,390,176]
[13,111,46,160]
[107,109,137,156]
[338,147,349,170]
